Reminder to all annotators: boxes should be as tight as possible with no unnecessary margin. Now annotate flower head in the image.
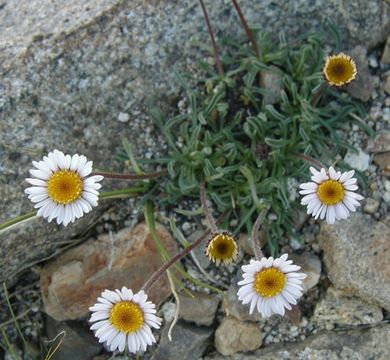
[299,166,363,224]
[323,53,357,87]
[237,254,306,317]
[89,287,162,354]
[206,231,238,265]
[25,149,103,226]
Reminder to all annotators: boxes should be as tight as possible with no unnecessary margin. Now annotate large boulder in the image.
[1,0,389,282]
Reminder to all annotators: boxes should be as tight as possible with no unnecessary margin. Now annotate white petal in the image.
[25,178,48,187]
[70,154,80,171]
[339,170,355,183]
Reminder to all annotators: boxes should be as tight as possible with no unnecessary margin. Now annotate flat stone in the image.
[204,325,390,360]
[152,320,213,360]
[343,147,371,171]
[214,316,262,356]
[289,252,321,293]
[40,222,178,320]
[45,315,102,360]
[318,213,390,311]
[179,291,220,327]
[312,286,383,328]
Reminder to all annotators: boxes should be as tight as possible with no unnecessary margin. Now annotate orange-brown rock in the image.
[40,222,178,321]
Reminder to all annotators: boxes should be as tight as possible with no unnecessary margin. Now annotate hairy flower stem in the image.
[251,208,269,260]
[141,212,227,292]
[92,170,167,180]
[231,0,260,58]
[294,153,326,170]
[198,0,224,77]
[200,180,218,233]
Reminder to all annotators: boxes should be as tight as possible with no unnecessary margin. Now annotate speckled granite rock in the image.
[1,0,389,282]
[205,325,390,360]
[312,286,383,328]
[318,213,390,311]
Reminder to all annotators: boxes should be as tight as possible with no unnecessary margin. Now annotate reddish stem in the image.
[92,170,167,180]
[198,0,224,77]
[200,180,217,232]
[294,153,326,170]
[231,0,260,57]
[141,212,227,292]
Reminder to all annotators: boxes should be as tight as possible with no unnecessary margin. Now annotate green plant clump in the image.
[125,31,369,255]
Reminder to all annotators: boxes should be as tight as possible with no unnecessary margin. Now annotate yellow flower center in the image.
[323,53,357,87]
[110,301,144,333]
[47,170,83,204]
[206,233,238,265]
[255,267,287,297]
[317,180,345,206]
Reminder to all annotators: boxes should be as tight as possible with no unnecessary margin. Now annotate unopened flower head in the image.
[25,149,103,226]
[323,53,357,87]
[299,166,363,224]
[237,254,306,318]
[89,287,162,354]
[206,231,238,265]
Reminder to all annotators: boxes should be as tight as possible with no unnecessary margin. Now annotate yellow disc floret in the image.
[47,170,83,204]
[110,301,144,333]
[255,267,287,297]
[317,180,345,206]
[323,53,357,87]
[206,232,238,265]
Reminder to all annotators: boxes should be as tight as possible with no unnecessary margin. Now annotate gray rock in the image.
[226,276,262,322]
[151,320,213,360]
[289,252,321,293]
[205,325,390,360]
[312,286,383,328]
[214,316,262,356]
[343,147,370,171]
[45,315,102,360]
[179,291,220,327]
[318,213,390,311]
[1,0,389,283]
[346,46,375,102]
[188,230,211,269]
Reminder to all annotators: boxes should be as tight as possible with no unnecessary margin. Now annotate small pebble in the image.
[117,112,130,123]
[383,192,390,203]
[384,180,390,192]
[363,198,380,214]
[368,57,378,68]
[182,222,191,232]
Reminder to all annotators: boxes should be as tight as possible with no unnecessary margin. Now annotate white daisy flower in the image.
[299,166,364,224]
[25,149,103,226]
[89,287,162,354]
[237,254,306,318]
